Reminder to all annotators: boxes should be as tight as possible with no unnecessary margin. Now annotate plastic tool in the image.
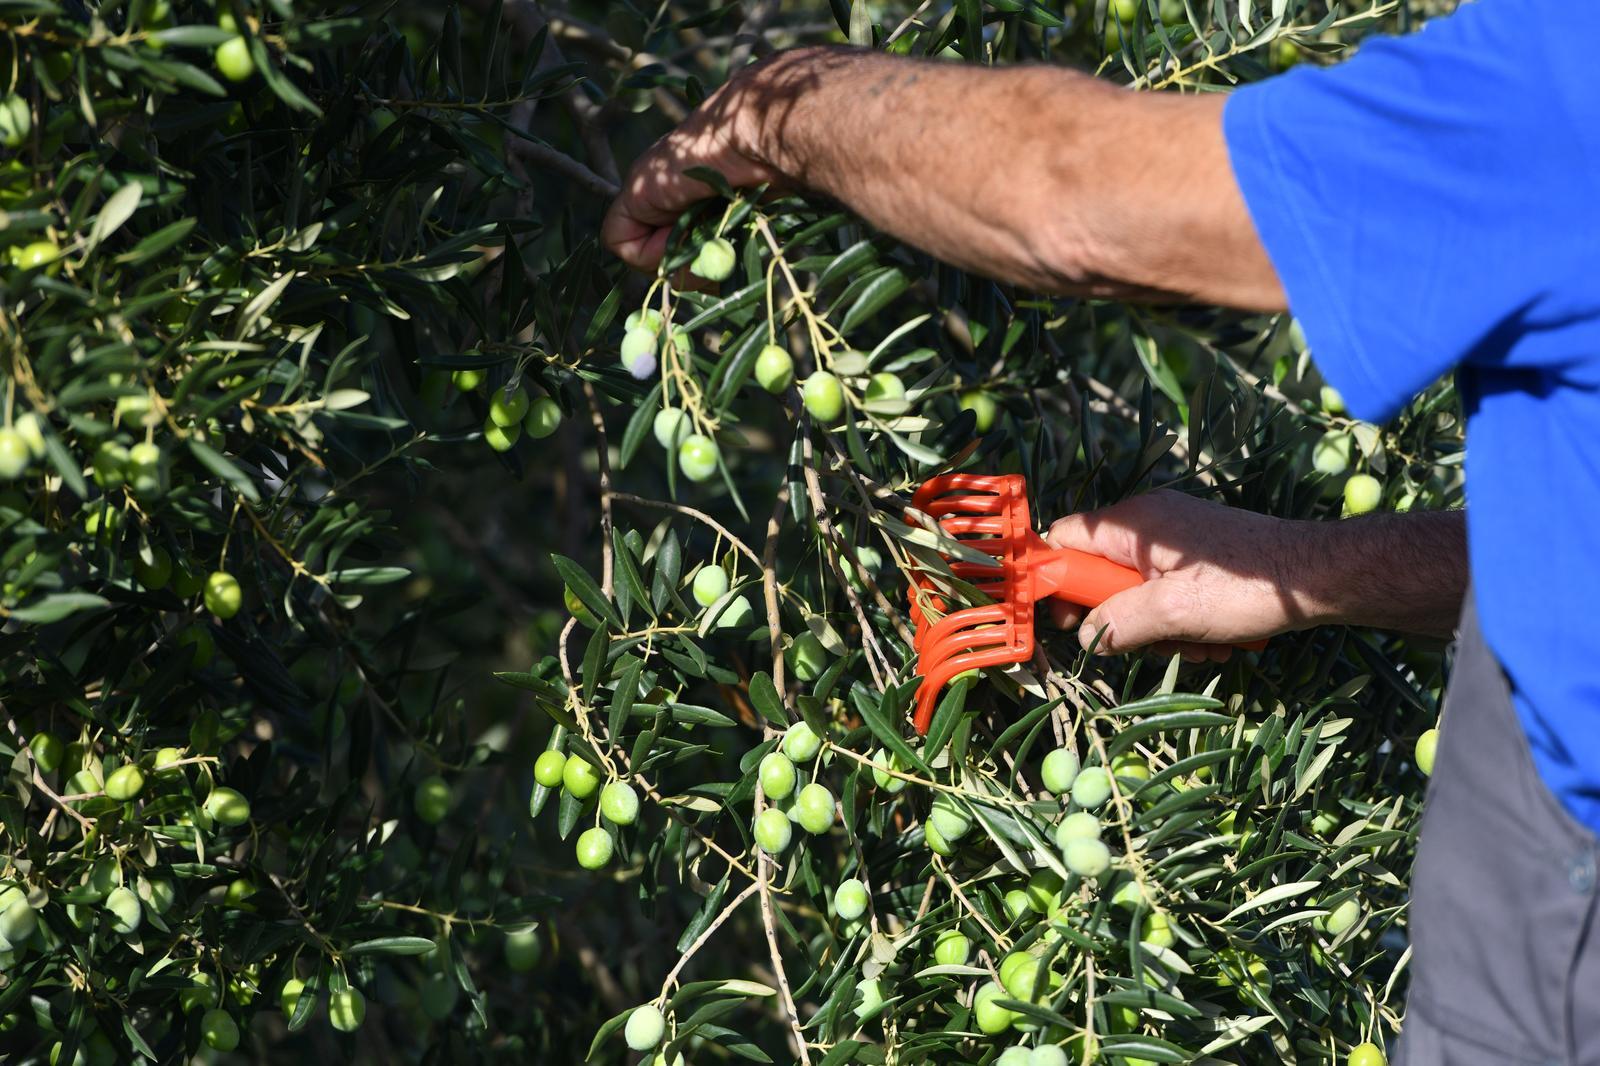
[906,473,1261,735]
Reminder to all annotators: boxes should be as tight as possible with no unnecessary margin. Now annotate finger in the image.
[601,215,673,273]
[1047,601,1084,630]
[1077,577,1196,655]
[1044,497,1151,568]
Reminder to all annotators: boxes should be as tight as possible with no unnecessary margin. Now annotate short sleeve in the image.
[1222,0,1600,422]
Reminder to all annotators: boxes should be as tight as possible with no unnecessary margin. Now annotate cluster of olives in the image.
[450,375,563,454]
[1305,384,1391,516]
[13,729,374,1047]
[623,304,724,482]
[620,236,1007,488]
[531,744,632,871]
[118,540,243,623]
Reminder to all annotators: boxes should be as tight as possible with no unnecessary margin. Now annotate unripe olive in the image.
[753,807,792,854]
[1348,1042,1387,1066]
[625,309,663,333]
[793,783,835,834]
[1142,911,1176,948]
[214,36,254,83]
[653,407,691,450]
[484,416,521,452]
[104,763,146,801]
[1024,869,1064,912]
[562,757,601,800]
[13,240,60,274]
[1071,767,1112,809]
[625,1003,667,1051]
[576,826,614,869]
[870,748,907,794]
[0,895,37,946]
[1054,811,1101,847]
[973,980,1018,1034]
[0,93,30,148]
[105,885,142,935]
[533,750,567,788]
[1312,430,1352,476]
[958,390,998,433]
[176,625,214,669]
[328,987,366,1032]
[224,877,256,910]
[758,752,796,801]
[1318,897,1361,936]
[203,786,251,827]
[929,793,971,843]
[932,928,970,966]
[862,372,905,405]
[524,396,562,439]
[92,441,129,489]
[0,429,28,480]
[1415,728,1438,776]
[279,977,307,1017]
[599,781,640,826]
[689,237,736,282]
[504,927,541,971]
[1063,836,1112,878]
[754,345,794,393]
[1040,748,1080,795]
[1344,473,1382,515]
[133,546,173,590]
[413,775,451,824]
[200,1008,240,1051]
[802,372,844,424]
[620,328,658,379]
[677,434,718,482]
[203,571,242,619]
[488,385,530,427]
[787,632,830,682]
[834,877,868,920]
[691,564,729,607]
[28,733,64,773]
[782,721,824,762]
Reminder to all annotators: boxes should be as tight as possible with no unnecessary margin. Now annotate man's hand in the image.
[602,47,1286,309]
[601,60,789,272]
[1045,491,1468,659]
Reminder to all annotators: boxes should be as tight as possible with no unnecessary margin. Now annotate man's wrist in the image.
[1279,510,1467,636]
[728,46,865,188]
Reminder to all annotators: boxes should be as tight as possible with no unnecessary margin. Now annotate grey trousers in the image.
[1397,593,1600,1065]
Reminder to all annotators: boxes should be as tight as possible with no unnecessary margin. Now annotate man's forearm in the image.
[734,47,1284,309]
[1045,493,1466,655]
[1293,510,1468,637]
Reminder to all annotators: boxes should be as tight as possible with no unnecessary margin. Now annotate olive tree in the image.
[0,1,1458,1063]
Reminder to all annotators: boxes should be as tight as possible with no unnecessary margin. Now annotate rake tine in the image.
[912,643,1023,733]
[934,514,1009,536]
[924,495,1008,517]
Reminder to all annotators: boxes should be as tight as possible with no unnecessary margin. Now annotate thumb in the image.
[1076,577,1190,655]
[1045,499,1145,567]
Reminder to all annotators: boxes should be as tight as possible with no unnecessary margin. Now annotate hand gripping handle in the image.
[1030,539,1268,652]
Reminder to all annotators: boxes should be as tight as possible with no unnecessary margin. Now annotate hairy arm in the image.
[602,47,1285,310]
[1043,492,1468,660]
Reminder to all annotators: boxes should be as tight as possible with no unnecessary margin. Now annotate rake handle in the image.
[1035,545,1269,652]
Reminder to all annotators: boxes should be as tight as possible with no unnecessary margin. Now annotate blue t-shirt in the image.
[1223,0,1600,835]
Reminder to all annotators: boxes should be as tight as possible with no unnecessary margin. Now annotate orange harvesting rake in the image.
[906,473,1143,734]
[905,473,1262,735]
